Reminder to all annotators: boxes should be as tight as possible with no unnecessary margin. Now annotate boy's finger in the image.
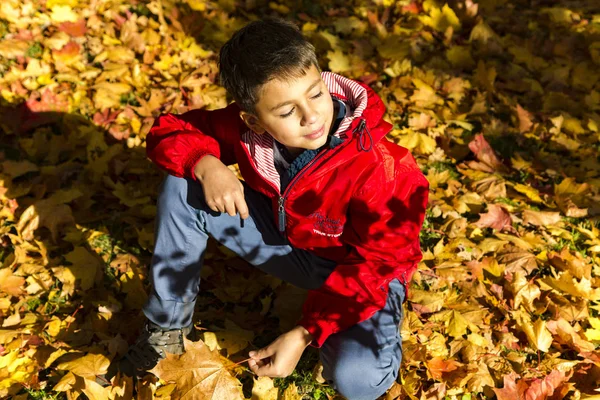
[236,197,250,220]
[248,359,258,373]
[249,346,274,360]
[224,200,237,217]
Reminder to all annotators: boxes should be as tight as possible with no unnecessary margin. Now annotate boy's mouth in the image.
[305,125,325,140]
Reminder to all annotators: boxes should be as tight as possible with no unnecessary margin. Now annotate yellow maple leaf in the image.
[0,350,36,397]
[50,5,79,23]
[280,382,302,400]
[327,49,352,73]
[57,353,110,379]
[446,46,475,69]
[151,339,244,400]
[446,310,469,338]
[513,310,553,352]
[251,376,278,400]
[420,4,461,33]
[65,247,102,291]
[0,268,25,297]
[469,21,499,44]
[474,60,496,92]
[511,183,543,203]
[1,160,39,179]
[203,320,254,356]
[397,130,437,155]
[410,78,445,109]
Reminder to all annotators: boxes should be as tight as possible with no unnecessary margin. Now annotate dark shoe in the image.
[118,321,196,376]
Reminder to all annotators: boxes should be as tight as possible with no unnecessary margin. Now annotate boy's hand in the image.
[248,326,312,378]
[194,155,249,219]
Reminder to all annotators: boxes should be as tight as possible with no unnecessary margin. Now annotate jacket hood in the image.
[241,72,392,192]
[322,71,389,141]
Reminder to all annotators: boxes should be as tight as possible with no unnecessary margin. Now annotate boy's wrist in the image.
[294,325,313,346]
[194,155,221,182]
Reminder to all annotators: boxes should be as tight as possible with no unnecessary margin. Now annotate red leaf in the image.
[402,1,423,14]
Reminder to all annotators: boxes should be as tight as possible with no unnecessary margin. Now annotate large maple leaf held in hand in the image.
[150,339,244,400]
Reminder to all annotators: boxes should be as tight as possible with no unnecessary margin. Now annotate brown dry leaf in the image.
[468,134,506,172]
[515,104,534,133]
[546,318,595,353]
[510,271,541,311]
[497,245,538,275]
[475,204,512,231]
[548,248,591,280]
[493,372,527,400]
[150,339,244,400]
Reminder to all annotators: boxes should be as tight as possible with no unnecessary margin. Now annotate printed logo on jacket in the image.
[310,212,343,238]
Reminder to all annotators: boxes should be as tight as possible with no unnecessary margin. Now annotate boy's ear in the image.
[239,111,266,134]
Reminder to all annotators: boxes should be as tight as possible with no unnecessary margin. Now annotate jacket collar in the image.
[241,72,389,193]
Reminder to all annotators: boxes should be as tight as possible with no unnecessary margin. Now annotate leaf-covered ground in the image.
[1,0,600,399]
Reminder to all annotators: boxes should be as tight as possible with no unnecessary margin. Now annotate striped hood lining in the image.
[241,71,369,193]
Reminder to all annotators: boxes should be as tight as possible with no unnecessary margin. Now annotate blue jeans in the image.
[143,175,405,400]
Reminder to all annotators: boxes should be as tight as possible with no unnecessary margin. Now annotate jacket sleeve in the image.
[298,166,429,347]
[146,102,245,180]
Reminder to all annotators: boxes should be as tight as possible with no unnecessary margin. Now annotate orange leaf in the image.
[0,268,25,297]
[426,357,460,380]
[493,372,527,400]
[515,104,534,133]
[475,204,512,231]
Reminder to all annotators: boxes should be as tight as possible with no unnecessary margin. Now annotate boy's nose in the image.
[301,109,319,126]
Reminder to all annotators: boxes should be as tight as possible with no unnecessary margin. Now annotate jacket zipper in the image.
[277,117,369,234]
[277,148,331,234]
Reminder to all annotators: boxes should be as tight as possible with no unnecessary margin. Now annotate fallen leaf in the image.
[150,339,244,400]
[56,353,110,379]
[475,204,512,231]
[251,376,278,400]
[522,210,561,226]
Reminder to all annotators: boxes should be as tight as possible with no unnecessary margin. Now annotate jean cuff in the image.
[143,292,196,329]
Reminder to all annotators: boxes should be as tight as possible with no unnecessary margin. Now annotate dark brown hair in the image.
[218,18,319,114]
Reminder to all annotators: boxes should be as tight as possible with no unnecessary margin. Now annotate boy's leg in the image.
[319,279,405,400]
[143,174,337,329]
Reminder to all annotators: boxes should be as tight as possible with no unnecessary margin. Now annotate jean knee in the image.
[331,361,398,400]
[159,175,208,211]
[159,175,188,202]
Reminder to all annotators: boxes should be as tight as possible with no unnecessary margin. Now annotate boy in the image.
[126,18,428,400]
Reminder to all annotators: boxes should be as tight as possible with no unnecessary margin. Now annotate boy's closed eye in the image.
[280,91,324,118]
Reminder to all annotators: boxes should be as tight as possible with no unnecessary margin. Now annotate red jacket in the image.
[147,72,429,347]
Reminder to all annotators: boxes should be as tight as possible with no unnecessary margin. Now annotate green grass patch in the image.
[26,42,43,59]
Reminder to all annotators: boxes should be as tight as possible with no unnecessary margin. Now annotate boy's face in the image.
[241,65,335,156]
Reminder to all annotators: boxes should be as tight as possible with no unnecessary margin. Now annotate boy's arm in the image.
[298,167,429,347]
[146,103,245,179]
